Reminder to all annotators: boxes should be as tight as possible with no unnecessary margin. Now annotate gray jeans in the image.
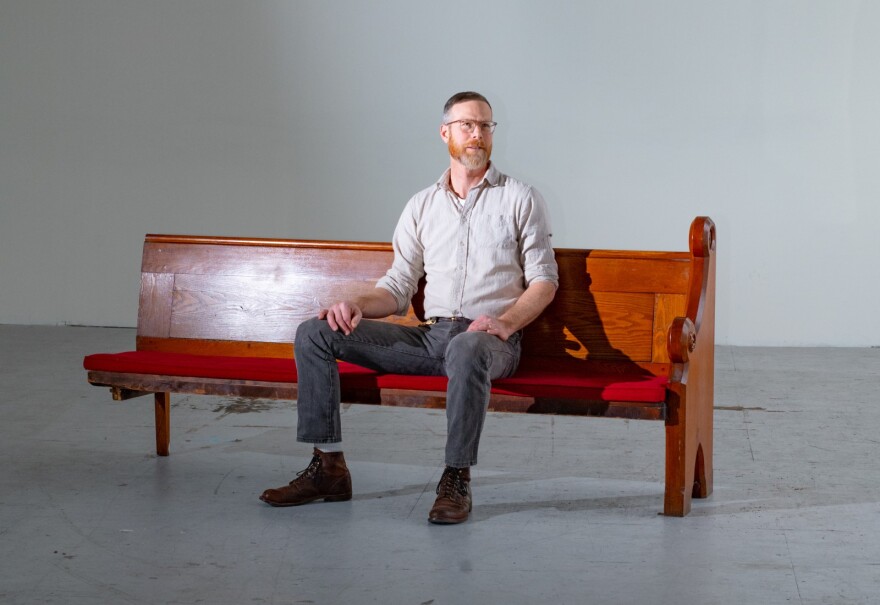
[294,317,522,467]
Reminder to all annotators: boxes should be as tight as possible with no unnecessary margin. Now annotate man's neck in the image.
[448,161,490,199]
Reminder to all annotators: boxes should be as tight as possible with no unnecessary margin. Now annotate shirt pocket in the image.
[475,214,518,249]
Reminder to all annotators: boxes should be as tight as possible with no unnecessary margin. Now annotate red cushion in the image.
[496,370,667,402]
[84,351,668,403]
[377,362,667,402]
[83,351,380,388]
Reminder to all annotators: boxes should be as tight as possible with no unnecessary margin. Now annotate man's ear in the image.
[440,123,450,143]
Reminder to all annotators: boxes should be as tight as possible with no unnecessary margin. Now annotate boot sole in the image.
[259,493,352,507]
[428,504,472,524]
[428,515,468,525]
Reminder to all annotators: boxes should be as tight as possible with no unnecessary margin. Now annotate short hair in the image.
[442,91,492,122]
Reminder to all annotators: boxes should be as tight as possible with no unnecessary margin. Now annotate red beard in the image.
[447,136,491,170]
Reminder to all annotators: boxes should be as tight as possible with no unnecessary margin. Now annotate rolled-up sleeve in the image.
[519,187,559,288]
[376,200,425,315]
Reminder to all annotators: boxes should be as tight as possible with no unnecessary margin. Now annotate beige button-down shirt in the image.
[377,164,558,319]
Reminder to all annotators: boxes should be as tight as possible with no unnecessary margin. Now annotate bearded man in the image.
[260,91,559,524]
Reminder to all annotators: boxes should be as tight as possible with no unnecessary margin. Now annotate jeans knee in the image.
[295,318,331,356]
[296,317,323,337]
[446,332,493,373]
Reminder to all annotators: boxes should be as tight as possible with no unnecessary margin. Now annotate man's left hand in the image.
[467,315,515,341]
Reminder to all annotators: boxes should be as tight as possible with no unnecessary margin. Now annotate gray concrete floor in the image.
[1,325,879,605]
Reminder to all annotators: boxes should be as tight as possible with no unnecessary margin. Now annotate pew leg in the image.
[692,441,711,499]
[154,392,170,456]
[664,415,693,515]
[664,385,713,516]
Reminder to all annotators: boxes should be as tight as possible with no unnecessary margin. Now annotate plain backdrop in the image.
[2,0,878,346]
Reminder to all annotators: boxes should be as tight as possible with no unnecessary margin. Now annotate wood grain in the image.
[137,272,174,338]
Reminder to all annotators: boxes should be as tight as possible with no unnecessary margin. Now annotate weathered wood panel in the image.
[135,239,693,359]
[166,274,383,342]
[137,273,174,338]
[142,242,395,279]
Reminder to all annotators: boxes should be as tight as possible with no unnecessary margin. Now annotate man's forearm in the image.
[498,280,557,332]
[319,287,400,335]
[355,287,400,319]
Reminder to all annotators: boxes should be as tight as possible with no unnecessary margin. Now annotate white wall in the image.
[1,0,878,346]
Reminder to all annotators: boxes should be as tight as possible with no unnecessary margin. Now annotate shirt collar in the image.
[436,162,502,192]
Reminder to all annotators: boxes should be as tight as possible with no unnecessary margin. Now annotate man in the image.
[260,91,558,524]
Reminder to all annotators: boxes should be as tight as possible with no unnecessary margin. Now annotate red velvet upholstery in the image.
[378,359,668,402]
[84,351,668,403]
[83,351,379,388]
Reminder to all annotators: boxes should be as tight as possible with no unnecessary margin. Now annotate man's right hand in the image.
[318,301,363,335]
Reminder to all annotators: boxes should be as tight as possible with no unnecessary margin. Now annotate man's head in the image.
[442,91,492,123]
[441,91,495,171]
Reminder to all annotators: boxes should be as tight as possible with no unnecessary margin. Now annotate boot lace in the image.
[436,467,469,500]
[289,453,322,485]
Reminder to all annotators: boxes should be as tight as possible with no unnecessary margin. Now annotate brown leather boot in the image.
[428,466,472,524]
[259,448,352,507]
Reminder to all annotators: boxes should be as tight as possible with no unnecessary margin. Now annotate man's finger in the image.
[339,304,355,334]
[337,312,353,335]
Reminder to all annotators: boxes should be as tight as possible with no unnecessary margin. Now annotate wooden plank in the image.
[88,371,300,399]
[379,389,665,420]
[145,234,394,250]
[136,336,294,358]
[90,371,666,420]
[524,291,655,361]
[137,273,174,338]
[583,257,691,294]
[110,387,151,401]
[167,274,387,342]
[555,248,689,261]
[89,371,380,403]
[142,242,395,279]
[554,249,691,294]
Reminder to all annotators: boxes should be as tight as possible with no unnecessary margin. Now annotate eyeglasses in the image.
[444,119,498,134]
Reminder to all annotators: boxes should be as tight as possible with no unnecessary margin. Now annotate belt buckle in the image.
[423,317,437,325]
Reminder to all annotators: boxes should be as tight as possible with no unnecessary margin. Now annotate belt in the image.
[422,316,471,325]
